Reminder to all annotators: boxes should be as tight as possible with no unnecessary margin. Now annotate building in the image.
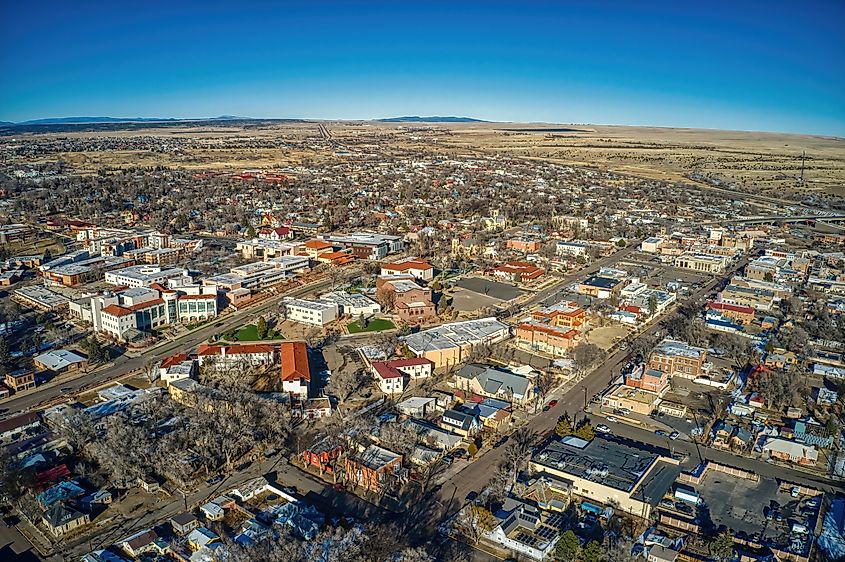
[706,301,755,325]
[648,339,708,380]
[380,279,436,323]
[0,412,41,442]
[531,301,587,330]
[159,353,198,385]
[640,237,666,254]
[454,364,534,406]
[33,349,88,375]
[556,240,589,257]
[319,291,381,316]
[196,344,276,370]
[104,265,187,288]
[486,499,564,561]
[514,323,580,356]
[673,252,730,274]
[318,232,404,260]
[404,318,510,368]
[577,275,623,299]
[507,237,543,253]
[380,257,434,281]
[493,261,545,283]
[370,357,433,395]
[345,445,404,493]
[282,297,339,326]
[5,369,35,392]
[530,437,680,519]
[439,408,481,436]
[623,363,669,395]
[207,256,310,293]
[602,385,662,415]
[42,503,90,537]
[13,285,70,312]
[280,341,311,399]
[761,437,818,465]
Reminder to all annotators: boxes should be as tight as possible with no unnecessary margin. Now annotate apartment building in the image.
[283,297,339,326]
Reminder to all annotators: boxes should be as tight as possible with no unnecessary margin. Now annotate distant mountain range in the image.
[7,115,249,125]
[377,116,487,123]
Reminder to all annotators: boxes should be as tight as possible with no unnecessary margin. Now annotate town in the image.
[0,116,843,562]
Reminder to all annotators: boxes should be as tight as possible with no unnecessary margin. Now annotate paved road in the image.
[2,275,338,416]
[436,254,767,515]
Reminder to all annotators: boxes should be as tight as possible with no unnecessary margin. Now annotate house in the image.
[370,357,433,395]
[302,440,343,474]
[303,397,332,419]
[345,444,404,493]
[602,384,662,415]
[793,418,833,448]
[439,408,481,437]
[159,354,197,385]
[37,480,86,508]
[648,545,680,562]
[199,501,225,521]
[706,301,755,325]
[33,349,88,374]
[187,527,220,551]
[42,503,90,537]
[0,412,41,443]
[280,341,311,399]
[396,396,438,417]
[170,512,200,536]
[761,437,818,465]
[5,369,35,392]
[487,500,561,561]
[121,529,160,558]
[454,364,534,406]
[380,257,434,281]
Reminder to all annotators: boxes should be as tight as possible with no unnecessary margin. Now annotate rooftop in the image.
[404,317,509,352]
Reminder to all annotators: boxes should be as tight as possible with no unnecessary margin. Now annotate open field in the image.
[4,121,843,201]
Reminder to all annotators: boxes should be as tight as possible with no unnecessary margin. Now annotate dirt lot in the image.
[586,325,630,350]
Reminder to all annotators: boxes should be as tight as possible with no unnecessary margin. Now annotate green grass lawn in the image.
[232,324,280,341]
[347,318,395,333]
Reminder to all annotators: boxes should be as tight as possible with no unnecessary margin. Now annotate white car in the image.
[606,416,619,423]
[595,424,611,434]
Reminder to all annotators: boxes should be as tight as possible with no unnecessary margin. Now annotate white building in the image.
[283,297,339,326]
[104,265,188,288]
[319,291,381,316]
[380,257,434,281]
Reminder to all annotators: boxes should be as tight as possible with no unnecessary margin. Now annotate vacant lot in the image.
[455,277,525,301]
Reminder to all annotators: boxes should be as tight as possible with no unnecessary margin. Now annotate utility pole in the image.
[800,150,806,183]
[582,385,588,410]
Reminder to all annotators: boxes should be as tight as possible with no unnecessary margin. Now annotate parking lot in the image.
[454,277,525,301]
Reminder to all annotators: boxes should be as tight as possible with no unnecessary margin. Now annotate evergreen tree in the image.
[554,530,580,561]
[555,413,573,437]
[256,317,268,339]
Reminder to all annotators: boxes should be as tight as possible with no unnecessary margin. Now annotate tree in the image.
[573,343,604,374]
[575,421,595,441]
[327,368,366,413]
[256,316,268,339]
[245,225,256,238]
[708,530,734,562]
[648,294,658,317]
[581,540,605,562]
[467,443,478,457]
[504,426,534,485]
[555,530,581,561]
[555,413,574,437]
[375,286,396,312]
[0,336,10,365]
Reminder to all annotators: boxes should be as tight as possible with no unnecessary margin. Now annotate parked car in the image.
[669,431,680,440]
[465,491,478,502]
[655,430,667,437]
[547,400,558,408]
[207,475,224,485]
[494,436,509,448]
[452,448,467,459]
[606,416,619,423]
[441,456,454,467]
[595,424,611,434]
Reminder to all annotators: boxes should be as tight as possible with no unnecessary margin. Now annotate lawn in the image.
[232,324,280,341]
[347,318,395,333]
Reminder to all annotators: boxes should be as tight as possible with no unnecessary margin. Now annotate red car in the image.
[547,400,559,408]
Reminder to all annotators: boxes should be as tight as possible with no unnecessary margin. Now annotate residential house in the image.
[0,412,41,443]
[345,445,404,493]
[187,527,220,551]
[761,437,818,465]
[5,369,35,392]
[302,440,343,475]
[170,512,200,536]
[439,408,481,437]
[42,503,90,537]
[33,349,88,375]
[370,357,433,395]
[454,364,534,406]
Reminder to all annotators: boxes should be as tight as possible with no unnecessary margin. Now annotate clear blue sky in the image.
[2,0,844,135]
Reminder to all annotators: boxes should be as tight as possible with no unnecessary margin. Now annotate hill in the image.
[377,116,487,123]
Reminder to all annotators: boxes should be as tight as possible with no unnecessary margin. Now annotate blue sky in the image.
[1,0,844,135]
